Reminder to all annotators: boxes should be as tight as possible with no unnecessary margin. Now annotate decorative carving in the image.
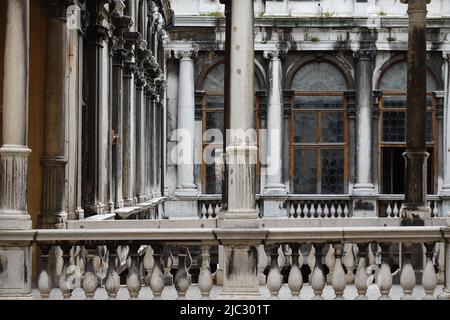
[45,0,73,19]
[354,49,376,61]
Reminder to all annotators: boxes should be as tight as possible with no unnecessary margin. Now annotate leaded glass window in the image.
[379,61,437,194]
[290,61,348,194]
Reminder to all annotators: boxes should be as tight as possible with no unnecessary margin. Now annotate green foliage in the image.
[200,12,225,18]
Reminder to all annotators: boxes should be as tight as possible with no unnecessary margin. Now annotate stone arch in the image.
[286,54,354,91]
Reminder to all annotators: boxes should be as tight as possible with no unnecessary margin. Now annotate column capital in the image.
[400,0,431,8]
[353,49,376,61]
[173,49,199,60]
[45,0,73,19]
[263,50,286,61]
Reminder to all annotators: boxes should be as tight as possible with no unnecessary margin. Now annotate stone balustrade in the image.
[286,196,352,219]
[1,226,449,300]
[378,195,441,218]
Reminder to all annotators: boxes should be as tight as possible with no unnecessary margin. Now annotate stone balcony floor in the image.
[29,284,445,300]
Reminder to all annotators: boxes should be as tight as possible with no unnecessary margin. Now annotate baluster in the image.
[299,203,305,218]
[83,246,99,300]
[143,246,155,286]
[127,245,142,299]
[330,203,336,218]
[354,243,370,300]
[174,247,190,300]
[337,204,343,218]
[325,245,335,284]
[256,202,261,217]
[305,202,311,218]
[438,241,450,300]
[162,245,174,286]
[214,203,220,217]
[105,244,120,299]
[400,244,416,300]
[332,243,346,300]
[150,245,165,300]
[267,245,283,300]
[258,245,268,285]
[377,243,393,300]
[317,203,323,218]
[38,245,53,299]
[59,244,75,299]
[343,203,349,217]
[310,203,317,218]
[198,246,213,300]
[343,243,356,284]
[289,203,295,218]
[207,204,213,218]
[324,203,330,218]
[436,242,445,284]
[311,243,325,300]
[422,242,437,300]
[288,244,303,300]
[386,203,393,218]
[432,202,438,217]
[368,243,376,266]
[201,204,207,219]
[393,202,399,218]
[278,245,286,270]
[307,245,315,283]
[72,246,85,289]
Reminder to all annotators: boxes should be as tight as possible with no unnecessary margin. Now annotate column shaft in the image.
[264,51,285,194]
[400,0,431,224]
[353,50,376,194]
[0,0,31,228]
[175,52,198,195]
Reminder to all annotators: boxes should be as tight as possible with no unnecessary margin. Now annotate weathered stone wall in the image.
[0,1,5,146]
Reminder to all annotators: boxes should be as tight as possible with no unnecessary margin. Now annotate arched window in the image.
[199,62,264,194]
[290,61,349,194]
[378,61,438,194]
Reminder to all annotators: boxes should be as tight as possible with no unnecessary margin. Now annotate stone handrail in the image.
[1,226,449,300]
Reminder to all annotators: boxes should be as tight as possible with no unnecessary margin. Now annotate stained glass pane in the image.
[382,111,405,142]
[293,149,317,194]
[383,96,406,109]
[294,112,317,143]
[206,96,224,109]
[321,112,344,143]
[294,96,343,109]
[205,147,223,194]
[321,149,345,194]
[205,112,224,139]
[291,62,347,91]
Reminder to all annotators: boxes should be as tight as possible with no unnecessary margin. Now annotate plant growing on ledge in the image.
[322,11,334,18]
[378,11,387,16]
[200,12,224,18]
[310,36,320,43]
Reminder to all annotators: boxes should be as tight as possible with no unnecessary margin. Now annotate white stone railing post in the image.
[438,240,450,300]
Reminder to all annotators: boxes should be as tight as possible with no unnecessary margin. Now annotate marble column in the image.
[219,0,261,298]
[40,0,71,228]
[263,50,286,195]
[262,50,287,217]
[111,12,132,209]
[440,52,450,215]
[0,0,32,230]
[174,50,198,196]
[0,0,32,298]
[122,32,140,206]
[400,0,431,225]
[135,42,150,203]
[352,49,377,217]
[83,1,111,214]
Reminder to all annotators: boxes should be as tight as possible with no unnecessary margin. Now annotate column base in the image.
[263,184,287,196]
[164,198,199,218]
[218,211,261,229]
[219,245,262,299]
[400,204,431,226]
[174,186,199,197]
[0,215,32,230]
[0,246,32,298]
[39,213,68,229]
[438,290,450,300]
[352,183,376,196]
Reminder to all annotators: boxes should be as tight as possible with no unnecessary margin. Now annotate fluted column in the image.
[174,50,198,196]
[400,0,431,225]
[40,0,71,228]
[0,0,32,298]
[0,0,32,229]
[263,50,286,196]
